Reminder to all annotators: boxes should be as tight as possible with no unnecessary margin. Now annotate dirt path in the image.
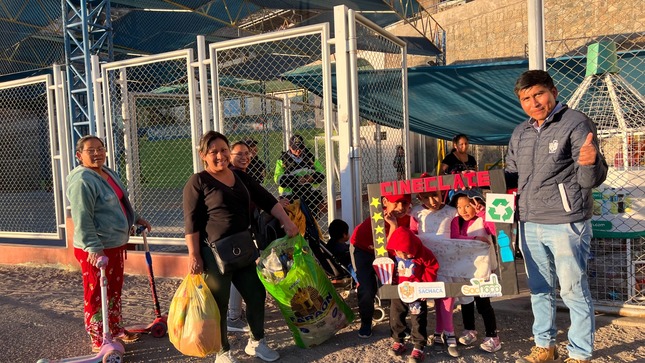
[1,263,643,362]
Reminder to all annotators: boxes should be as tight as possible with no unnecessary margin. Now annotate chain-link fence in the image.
[543,1,645,306]
[210,28,333,234]
[101,52,196,241]
[0,76,60,237]
[351,14,408,220]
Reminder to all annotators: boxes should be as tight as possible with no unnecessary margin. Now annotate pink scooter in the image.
[37,256,125,363]
[126,227,168,338]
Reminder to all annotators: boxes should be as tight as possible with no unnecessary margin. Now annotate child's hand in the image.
[383,209,398,227]
[470,199,484,212]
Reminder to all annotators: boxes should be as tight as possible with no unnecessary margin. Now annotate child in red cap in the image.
[386,227,439,363]
[350,193,412,338]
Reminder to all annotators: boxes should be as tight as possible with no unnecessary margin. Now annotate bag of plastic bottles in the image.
[168,274,221,357]
[257,234,354,348]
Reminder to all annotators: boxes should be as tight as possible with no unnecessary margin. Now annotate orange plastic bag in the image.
[168,274,221,357]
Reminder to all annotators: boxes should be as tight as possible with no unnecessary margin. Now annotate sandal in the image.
[115,330,141,343]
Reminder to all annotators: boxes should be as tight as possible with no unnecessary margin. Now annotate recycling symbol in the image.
[488,198,514,222]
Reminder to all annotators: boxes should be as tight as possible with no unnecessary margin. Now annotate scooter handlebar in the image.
[136,225,149,236]
[96,256,108,268]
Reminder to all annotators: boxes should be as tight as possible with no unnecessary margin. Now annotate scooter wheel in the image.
[103,350,124,363]
[151,321,168,338]
[373,307,386,322]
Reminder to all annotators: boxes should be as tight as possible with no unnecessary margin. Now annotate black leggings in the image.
[350,246,378,327]
[461,296,498,337]
[201,244,267,352]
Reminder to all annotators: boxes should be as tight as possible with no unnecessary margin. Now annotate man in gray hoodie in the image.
[507,70,607,363]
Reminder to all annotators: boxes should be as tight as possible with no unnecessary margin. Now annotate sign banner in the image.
[591,169,645,238]
[369,170,519,298]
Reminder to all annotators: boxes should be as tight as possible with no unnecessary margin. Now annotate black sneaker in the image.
[388,342,407,357]
[358,325,372,338]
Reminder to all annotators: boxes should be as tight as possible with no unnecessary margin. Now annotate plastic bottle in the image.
[497,230,514,263]
[616,189,625,213]
[609,187,618,214]
[264,248,285,283]
[601,188,613,215]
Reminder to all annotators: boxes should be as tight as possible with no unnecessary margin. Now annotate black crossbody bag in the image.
[201,172,259,274]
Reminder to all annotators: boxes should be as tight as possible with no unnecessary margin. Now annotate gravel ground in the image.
[1,262,643,363]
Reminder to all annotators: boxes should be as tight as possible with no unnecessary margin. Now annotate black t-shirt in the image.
[183,169,277,243]
[441,152,477,174]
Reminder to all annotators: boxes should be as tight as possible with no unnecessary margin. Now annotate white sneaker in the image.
[245,338,280,362]
[458,329,478,345]
[226,317,250,332]
[445,335,460,358]
[215,351,240,363]
[480,336,502,353]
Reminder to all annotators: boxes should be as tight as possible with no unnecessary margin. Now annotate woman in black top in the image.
[441,134,477,174]
[183,131,298,363]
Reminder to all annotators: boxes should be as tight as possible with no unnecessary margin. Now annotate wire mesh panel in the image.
[210,26,333,233]
[102,53,196,239]
[0,76,58,236]
[352,15,408,219]
[589,236,645,305]
[545,2,645,306]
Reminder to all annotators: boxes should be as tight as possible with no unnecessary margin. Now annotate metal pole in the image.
[334,5,358,229]
[527,0,546,70]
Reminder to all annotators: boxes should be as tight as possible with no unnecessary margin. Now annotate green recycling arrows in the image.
[485,193,515,223]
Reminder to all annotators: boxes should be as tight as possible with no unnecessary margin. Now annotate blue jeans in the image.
[519,221,595,360]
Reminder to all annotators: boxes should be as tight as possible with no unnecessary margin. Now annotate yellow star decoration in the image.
[375,245,388,257]
[376,236,385,245]
[374,225,384,235]
[370,197,381,208]
[372,212,383,222]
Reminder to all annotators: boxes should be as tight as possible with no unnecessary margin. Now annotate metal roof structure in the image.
[0,0,442,79]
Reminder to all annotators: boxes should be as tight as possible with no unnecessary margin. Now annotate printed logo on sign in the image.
[398,282,416,303]
[460,274,503,298]
[398,281,446,303]
[549,140,558,154]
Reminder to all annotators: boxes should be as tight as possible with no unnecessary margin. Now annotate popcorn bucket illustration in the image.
[372,257,395,285]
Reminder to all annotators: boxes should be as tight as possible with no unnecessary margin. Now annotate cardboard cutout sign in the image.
[368,169,519,299]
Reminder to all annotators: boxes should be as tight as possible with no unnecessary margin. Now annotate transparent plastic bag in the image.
[168,274,221,357]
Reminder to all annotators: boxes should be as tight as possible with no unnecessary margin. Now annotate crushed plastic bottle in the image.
[263,248,285,283]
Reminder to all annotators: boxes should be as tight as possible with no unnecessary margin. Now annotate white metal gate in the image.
[98,50,199,242]
[0,70,68,240]
[208,24,337,230]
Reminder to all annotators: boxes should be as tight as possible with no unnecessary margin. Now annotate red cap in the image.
[383,194,412,203]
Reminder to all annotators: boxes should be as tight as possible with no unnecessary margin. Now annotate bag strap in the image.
[231,171,252,230]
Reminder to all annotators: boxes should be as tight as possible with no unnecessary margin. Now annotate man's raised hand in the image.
[578,132,597,166]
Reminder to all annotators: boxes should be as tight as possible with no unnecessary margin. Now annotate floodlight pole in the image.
[527,0,546,70]
[62,0,113,152]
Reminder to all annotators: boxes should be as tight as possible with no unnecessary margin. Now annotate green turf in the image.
[135,129,326,188]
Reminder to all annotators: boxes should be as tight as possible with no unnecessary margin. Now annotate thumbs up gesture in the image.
[578,133,597,166]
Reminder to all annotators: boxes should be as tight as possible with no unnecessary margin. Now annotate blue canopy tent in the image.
[283,51,645,145]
